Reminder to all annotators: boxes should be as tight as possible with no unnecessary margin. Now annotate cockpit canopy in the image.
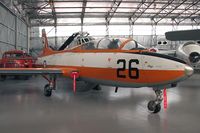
[68,37,146,50]
[58,32,145,51]
[96,38,121,49]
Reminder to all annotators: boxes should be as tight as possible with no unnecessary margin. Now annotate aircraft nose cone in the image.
[184,66,194,76]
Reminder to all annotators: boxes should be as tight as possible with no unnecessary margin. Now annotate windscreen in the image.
[121,40,146,50]
[97,38,121,49]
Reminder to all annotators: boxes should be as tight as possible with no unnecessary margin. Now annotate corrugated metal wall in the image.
[0,2,28,56]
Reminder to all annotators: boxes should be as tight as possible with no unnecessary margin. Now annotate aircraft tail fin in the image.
[41,29,54,56]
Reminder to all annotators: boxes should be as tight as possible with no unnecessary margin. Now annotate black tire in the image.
[147,100,156,112]
[23,76,30,80]
[14,75,20,80]
[93,85,101,91]
[44,84,52,97]
[153,104,161,113]
[0,75,6,81]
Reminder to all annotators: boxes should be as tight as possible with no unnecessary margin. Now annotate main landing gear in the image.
[43,75,56,97]
[147,89,163,113]
[42,71,79,97]
[44,84,52,97]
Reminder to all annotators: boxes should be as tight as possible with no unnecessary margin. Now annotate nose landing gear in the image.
[147,89,163,113]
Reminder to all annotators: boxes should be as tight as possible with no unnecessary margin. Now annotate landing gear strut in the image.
[147,89,163,113]
[43,75,56,97]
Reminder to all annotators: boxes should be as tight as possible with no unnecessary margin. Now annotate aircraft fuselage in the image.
[37,50,193,88]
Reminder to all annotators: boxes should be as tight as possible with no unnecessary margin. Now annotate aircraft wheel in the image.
[0,75,6,81]
[93,85,101,91]
[14,75,20,79]
[147,100,161,113]
[23,76,30,80]
[154,104,161,113]
[44,84,52,97]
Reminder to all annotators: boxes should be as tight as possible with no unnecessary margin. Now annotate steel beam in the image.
[15,0,200,27]
[156,0,188,23]
[130,0,156,23]
[26,1,196,5]
[81,0,87,32]
[30,22,199,27]
[151,0,174,20]
[172,0,200,20]
[177,8,200,24]
[106,0,122,23]
[49,0,57,47]
[23,6,200,12]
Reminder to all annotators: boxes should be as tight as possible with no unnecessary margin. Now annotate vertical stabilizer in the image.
[41,29,53,56]
[42,29,49,49]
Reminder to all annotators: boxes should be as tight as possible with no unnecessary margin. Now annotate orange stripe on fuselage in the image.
[36,65,185,84]
[76,67,184,83]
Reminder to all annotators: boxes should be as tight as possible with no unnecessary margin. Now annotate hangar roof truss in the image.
[10,0,200,26]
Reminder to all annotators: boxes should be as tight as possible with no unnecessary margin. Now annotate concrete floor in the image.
[0,74,200,133]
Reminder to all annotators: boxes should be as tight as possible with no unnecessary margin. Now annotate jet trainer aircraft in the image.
[0,29,194,113]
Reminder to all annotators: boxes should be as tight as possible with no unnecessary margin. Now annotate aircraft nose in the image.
[184,66,194,76]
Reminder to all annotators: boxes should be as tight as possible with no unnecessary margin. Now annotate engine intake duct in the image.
[189,52,200,63]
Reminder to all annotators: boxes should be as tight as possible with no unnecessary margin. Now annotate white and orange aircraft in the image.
[0,29,194,113]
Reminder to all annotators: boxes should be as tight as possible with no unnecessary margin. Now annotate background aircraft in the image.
[0,29,194,113]
[164,29,200,68]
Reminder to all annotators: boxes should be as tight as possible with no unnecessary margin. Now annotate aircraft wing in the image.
[0,67,78,77]
[165,29,200,41]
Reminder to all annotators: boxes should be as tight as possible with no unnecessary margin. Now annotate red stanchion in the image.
[163,88,168,110]
[70,72,79,94]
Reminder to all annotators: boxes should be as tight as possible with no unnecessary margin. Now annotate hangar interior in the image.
[1,0,200,54]
[0,0,200,133]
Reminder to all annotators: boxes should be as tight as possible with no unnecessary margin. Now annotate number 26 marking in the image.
[117,59,139,79]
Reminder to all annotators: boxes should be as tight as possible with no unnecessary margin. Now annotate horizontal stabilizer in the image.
[165,29,200,41]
